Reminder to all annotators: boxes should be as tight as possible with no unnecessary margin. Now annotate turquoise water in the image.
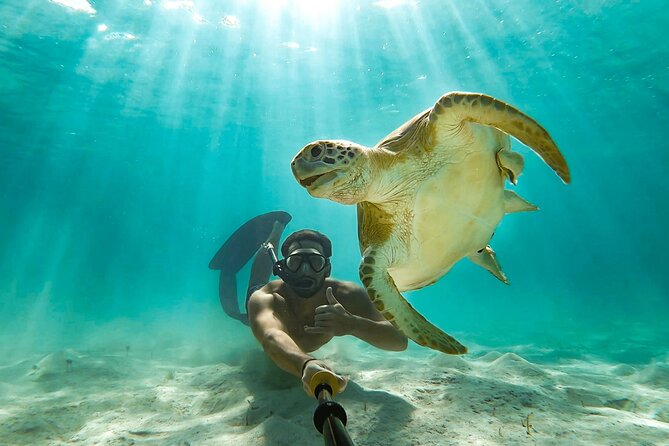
[1,0,667,364]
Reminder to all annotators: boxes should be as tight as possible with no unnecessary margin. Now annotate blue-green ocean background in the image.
[1,0,667,364]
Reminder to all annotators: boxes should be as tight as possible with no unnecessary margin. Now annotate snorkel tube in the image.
[264,242,288,281]
[309,371,356,446]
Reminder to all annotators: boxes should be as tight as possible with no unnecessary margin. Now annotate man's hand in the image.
[301,359,348,396]
[304,287,355,336]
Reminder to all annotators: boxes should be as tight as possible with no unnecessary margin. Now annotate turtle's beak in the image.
[291,157,339,191]
[291,156,311,185]
[298,173,325,188]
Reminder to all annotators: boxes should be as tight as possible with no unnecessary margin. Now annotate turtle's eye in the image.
[310,146,322,158]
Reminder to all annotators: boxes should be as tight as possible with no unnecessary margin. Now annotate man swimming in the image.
[246,221,407,395]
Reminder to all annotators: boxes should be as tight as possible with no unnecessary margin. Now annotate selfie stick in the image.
[309,371,356,446]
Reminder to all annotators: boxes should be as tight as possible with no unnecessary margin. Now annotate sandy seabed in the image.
[1,338,668,446]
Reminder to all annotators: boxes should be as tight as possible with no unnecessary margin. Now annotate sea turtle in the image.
[290,92,570,355]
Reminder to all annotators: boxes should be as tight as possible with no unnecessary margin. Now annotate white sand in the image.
[1,340,668,446]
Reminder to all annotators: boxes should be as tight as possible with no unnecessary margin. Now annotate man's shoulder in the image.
[247,281,285,307]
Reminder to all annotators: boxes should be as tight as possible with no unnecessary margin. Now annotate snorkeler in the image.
[210,212,407,394]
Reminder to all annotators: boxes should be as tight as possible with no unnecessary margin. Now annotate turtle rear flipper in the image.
[467,245,509,284]
[504,190,538,213]
[496,146,524,185]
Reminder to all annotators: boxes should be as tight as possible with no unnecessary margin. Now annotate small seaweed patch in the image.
[521,412,536,436]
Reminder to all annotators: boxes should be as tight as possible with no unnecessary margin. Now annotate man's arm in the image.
[306,284,408,351]
[247,290,312,378]
[247,289,349,395]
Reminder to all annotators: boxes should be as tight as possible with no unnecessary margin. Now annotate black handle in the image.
[312,384,356,446]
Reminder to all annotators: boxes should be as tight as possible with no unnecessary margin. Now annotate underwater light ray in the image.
[302,9,347,138]
[239,2,296,182]
[63,5,182,296]
[157,18,199,129]
[1,29,127,344]
[12,208,52,294]
[496,0,580,109]
[115,3,199,129]
[249,1,362,231]
[18,59,131,319]
[347,6,374,139]
[382,5,440,80]
[403,4,463,92]
[196,8,250,155]
[50,3,236,313]
[443,0,507,95]
[11,195,81,353]
[0,0,32,29]
[257,0,341,27]
[251,0,346,156]
[190,1,285,235]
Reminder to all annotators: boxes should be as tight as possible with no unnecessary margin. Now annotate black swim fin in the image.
[209,211,292,325]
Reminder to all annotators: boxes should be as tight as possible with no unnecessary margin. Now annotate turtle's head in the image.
[291,140,370,204]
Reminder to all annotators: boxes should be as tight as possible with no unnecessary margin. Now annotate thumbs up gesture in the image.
[304,287,355,336]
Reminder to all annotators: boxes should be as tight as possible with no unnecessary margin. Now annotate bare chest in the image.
[275,302,333,353]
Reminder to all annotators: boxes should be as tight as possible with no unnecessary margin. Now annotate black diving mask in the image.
[265,244,329,298]
[284,252,328,273]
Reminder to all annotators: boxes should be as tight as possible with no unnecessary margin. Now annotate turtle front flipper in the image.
[359,247,467,355]
[430,92,570,184]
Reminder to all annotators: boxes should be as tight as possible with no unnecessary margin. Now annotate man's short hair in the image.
[281,229,332,257]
